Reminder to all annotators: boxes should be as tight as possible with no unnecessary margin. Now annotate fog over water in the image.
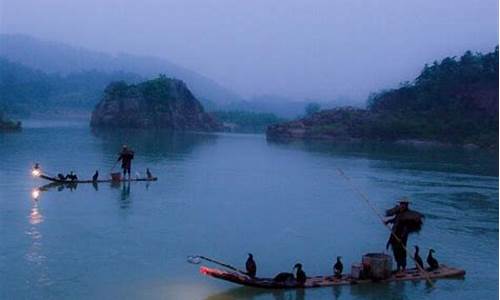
[0,0,498,102]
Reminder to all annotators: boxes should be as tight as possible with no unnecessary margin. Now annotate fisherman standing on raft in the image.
[117,145,135,180]
[384,198,424,272]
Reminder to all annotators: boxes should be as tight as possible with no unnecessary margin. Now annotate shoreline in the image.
[266,134,497,151]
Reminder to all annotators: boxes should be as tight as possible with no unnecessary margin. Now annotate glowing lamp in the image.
[32,189,40,199]
[32,163,41,177]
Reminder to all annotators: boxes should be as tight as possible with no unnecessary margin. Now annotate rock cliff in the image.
[90,75,220,130]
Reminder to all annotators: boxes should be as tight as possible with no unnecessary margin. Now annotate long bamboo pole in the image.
[188,255,248,275]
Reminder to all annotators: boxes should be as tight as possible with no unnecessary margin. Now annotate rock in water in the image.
[90,75,220,131]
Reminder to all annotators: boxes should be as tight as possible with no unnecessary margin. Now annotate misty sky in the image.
[0,0,498,102]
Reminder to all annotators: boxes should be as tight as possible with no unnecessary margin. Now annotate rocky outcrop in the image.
[90,76,220,130]
[267,107,373,141]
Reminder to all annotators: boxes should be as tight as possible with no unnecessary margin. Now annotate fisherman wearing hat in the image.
[117,145,135,180]
[384,197,424,273]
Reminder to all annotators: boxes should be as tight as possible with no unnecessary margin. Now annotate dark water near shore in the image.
[0,120,498,299]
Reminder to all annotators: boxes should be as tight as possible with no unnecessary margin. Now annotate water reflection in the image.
[31,173,156,211]
[92,128,218,161]
[26,200,52,288]
[29,201,44,225]
[266,139,498,176]
[332,286,342,299]
[204,286,286,300]
[32,182,79,200]
[32,180,145,210]
[205,286,332,300]
[31,188,41,200]
[115,181,132,209]
[201,277,451,300]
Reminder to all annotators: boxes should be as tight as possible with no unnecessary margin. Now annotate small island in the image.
[267,48,499,149]
[90,75,220,131]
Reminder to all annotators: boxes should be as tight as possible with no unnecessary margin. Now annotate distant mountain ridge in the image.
[0,34,241,104]
[0,57,141,115]
[0,34,340,118]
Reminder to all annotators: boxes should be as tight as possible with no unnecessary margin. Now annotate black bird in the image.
[273,272,294,282]
[414,246,424,270]
[294,263,307,285]
[146,168,152,179]
[245,253,257,278]
[66,171,78,181]
[334,256,343,278]
[427,249,439,271]
[92,170,99,182]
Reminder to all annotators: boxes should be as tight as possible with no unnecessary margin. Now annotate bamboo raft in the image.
[39,173,157,184]
[200,265,465,289]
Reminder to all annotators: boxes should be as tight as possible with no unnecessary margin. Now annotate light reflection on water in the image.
[0,121,497,299]
[29,202,43,225]
[25,200,53,290]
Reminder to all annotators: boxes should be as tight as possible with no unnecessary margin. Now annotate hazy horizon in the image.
[1,0,498,103]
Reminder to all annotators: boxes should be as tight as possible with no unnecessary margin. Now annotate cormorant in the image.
[66,171,78,181]
[414,246,424,270]
[245,253,257,278]
[92,170,99,182]
[294,263,307,285]
[273,272,294,282]
[146,168,152,179]
[334,256,343,278]
[426,249,439,271]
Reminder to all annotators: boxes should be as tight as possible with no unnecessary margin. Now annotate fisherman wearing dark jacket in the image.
[117,145,134,179]
[384,198,423,272]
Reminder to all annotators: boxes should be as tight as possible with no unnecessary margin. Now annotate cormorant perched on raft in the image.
[427,249,439,271]
[66,171,78,181]
[295,263,307,285]
[334,256,343,278]
[414,246,424,270]
[146,168,153,179]
[273,272,294,282]
[92,170,99,182]
[245,253,256,278]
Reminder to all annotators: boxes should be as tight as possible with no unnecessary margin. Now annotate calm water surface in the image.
[0,121,498,299]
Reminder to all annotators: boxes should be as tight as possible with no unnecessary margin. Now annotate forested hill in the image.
[0,58,141,115]
[268,47,499,148]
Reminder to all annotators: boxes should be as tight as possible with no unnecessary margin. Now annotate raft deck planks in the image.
[200,265,465,289]
[39,174,157,184]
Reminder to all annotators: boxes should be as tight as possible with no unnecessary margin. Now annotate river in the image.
[0,120,497,299]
